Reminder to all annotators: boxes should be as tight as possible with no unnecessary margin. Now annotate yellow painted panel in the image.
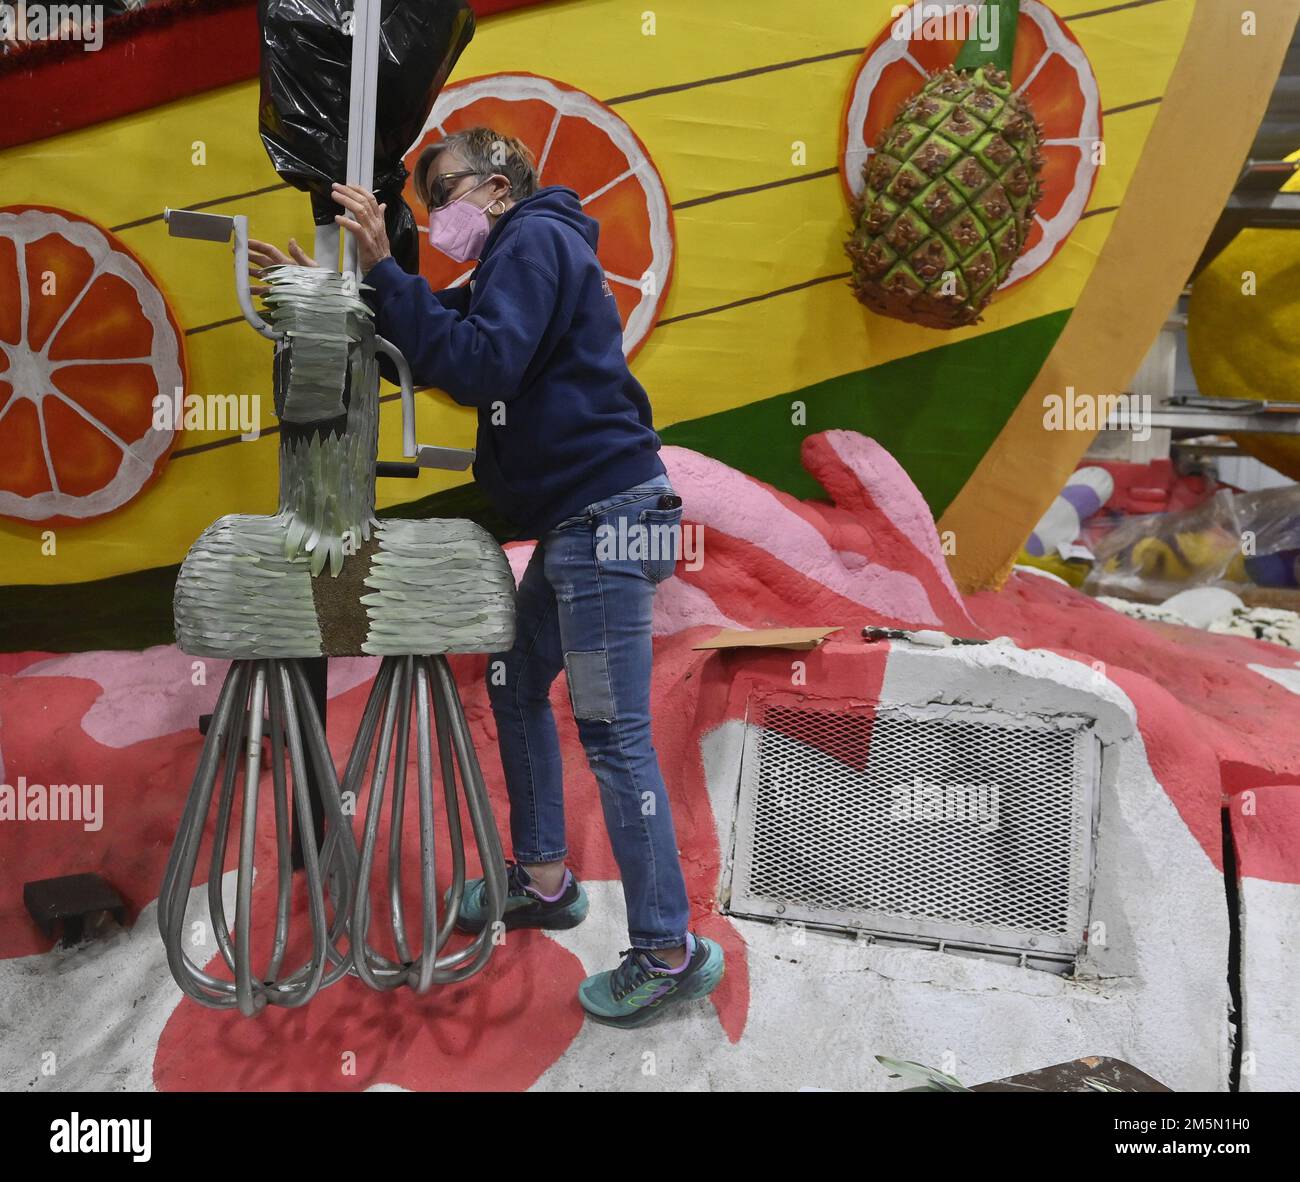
[1,81,276,230]
[1,0,1196,584]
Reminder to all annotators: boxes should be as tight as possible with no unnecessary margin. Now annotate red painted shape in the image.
[0,651,55,676]
[12,431,1300,1090]
[0,670,211,956]
[967,570,1300,870]
[1227,785,1300,886]
[0,0,560,151]
[154,923,586,1091]
[1221,761,1300,796]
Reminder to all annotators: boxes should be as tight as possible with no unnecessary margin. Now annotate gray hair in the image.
[413,127,539,208]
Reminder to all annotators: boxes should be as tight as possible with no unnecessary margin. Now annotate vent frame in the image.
[723,691,1103,970]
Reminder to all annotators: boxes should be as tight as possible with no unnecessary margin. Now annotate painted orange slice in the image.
[0,205,184,525]
[402,72,674,359]
[841,0,1101,289]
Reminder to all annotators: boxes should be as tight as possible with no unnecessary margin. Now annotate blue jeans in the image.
[486,478,689,950]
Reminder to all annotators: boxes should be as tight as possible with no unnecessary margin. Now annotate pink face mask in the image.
[427,178,496,263]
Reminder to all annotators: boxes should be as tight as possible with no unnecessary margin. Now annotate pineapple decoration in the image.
[846,1,1045,330]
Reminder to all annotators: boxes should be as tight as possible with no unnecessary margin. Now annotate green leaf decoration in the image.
[954,0,1020,77]
[875,1055,972,1092]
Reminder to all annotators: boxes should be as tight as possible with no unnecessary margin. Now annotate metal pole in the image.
[343,0,382,283]
[291,655,330,869]
[290,0,386,868]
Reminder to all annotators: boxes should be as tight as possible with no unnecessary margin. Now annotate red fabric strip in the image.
[0,0,554,151]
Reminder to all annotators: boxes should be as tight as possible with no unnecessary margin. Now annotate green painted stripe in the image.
[659,309,1069,515]
[1,563,183,655]
[0,310,1068,652]
[0,485,511,654]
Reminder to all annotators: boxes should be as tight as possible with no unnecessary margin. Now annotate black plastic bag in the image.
[258,0,475,275]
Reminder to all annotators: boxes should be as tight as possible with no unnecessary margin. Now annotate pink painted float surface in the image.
[2,430,1298,1090]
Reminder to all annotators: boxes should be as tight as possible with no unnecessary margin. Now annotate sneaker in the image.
[578,932,724,1028]
[451,860,589,935]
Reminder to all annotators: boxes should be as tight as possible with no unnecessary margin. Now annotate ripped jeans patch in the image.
[564,649,616,722]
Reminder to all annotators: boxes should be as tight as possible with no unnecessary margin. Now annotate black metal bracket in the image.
[1191,160,1300,279]
[24,873,127,947]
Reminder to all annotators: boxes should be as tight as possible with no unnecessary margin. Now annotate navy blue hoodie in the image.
[363,185,667,539]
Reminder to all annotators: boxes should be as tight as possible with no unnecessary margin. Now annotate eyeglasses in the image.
[427,170,482,209]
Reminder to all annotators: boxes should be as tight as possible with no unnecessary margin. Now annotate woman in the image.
[250,127,722,1028]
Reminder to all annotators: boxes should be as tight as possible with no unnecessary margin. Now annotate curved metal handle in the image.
[162,208,282,343]
[232,216,281,342]
[374,335,475,471]
[374,335,418,459]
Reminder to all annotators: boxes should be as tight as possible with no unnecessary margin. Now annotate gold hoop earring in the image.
[487,199,507,217]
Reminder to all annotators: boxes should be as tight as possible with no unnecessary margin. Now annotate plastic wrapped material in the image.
[1085,484,1300,602]
[258,0,475,274]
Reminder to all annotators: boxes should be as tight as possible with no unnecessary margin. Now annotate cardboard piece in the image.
[971,1056,1171,1093]
[692,626,842,652]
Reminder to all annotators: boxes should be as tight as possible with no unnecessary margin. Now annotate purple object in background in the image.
[1025,467,1114,558]
[1244,548,1300,588]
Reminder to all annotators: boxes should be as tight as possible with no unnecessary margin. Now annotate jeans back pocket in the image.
[638,505,684,584]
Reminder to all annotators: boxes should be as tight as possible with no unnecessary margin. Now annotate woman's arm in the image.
[364,252,561,407]
[363,280,471,319]
[333,183,565,404]
[363,279,472,387]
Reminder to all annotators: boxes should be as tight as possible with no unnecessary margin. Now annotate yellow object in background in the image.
[1015,550,1091,588]
[1187,148,1300,480]
[1103,531,1247,585]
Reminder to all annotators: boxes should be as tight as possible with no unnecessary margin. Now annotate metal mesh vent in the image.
[727,698,1098,963]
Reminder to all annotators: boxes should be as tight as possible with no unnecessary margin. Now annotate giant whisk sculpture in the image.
[158,0,513,1014]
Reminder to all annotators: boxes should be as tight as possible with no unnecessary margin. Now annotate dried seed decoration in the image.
[846,63,1044,329]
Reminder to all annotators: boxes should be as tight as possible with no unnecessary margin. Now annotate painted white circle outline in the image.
[842,0,1101,289]
[0,207,182,522]
[419,73,674,356]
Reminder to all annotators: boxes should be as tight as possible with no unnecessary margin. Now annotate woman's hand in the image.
[247,237,317,295]
[331,183,391,275]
